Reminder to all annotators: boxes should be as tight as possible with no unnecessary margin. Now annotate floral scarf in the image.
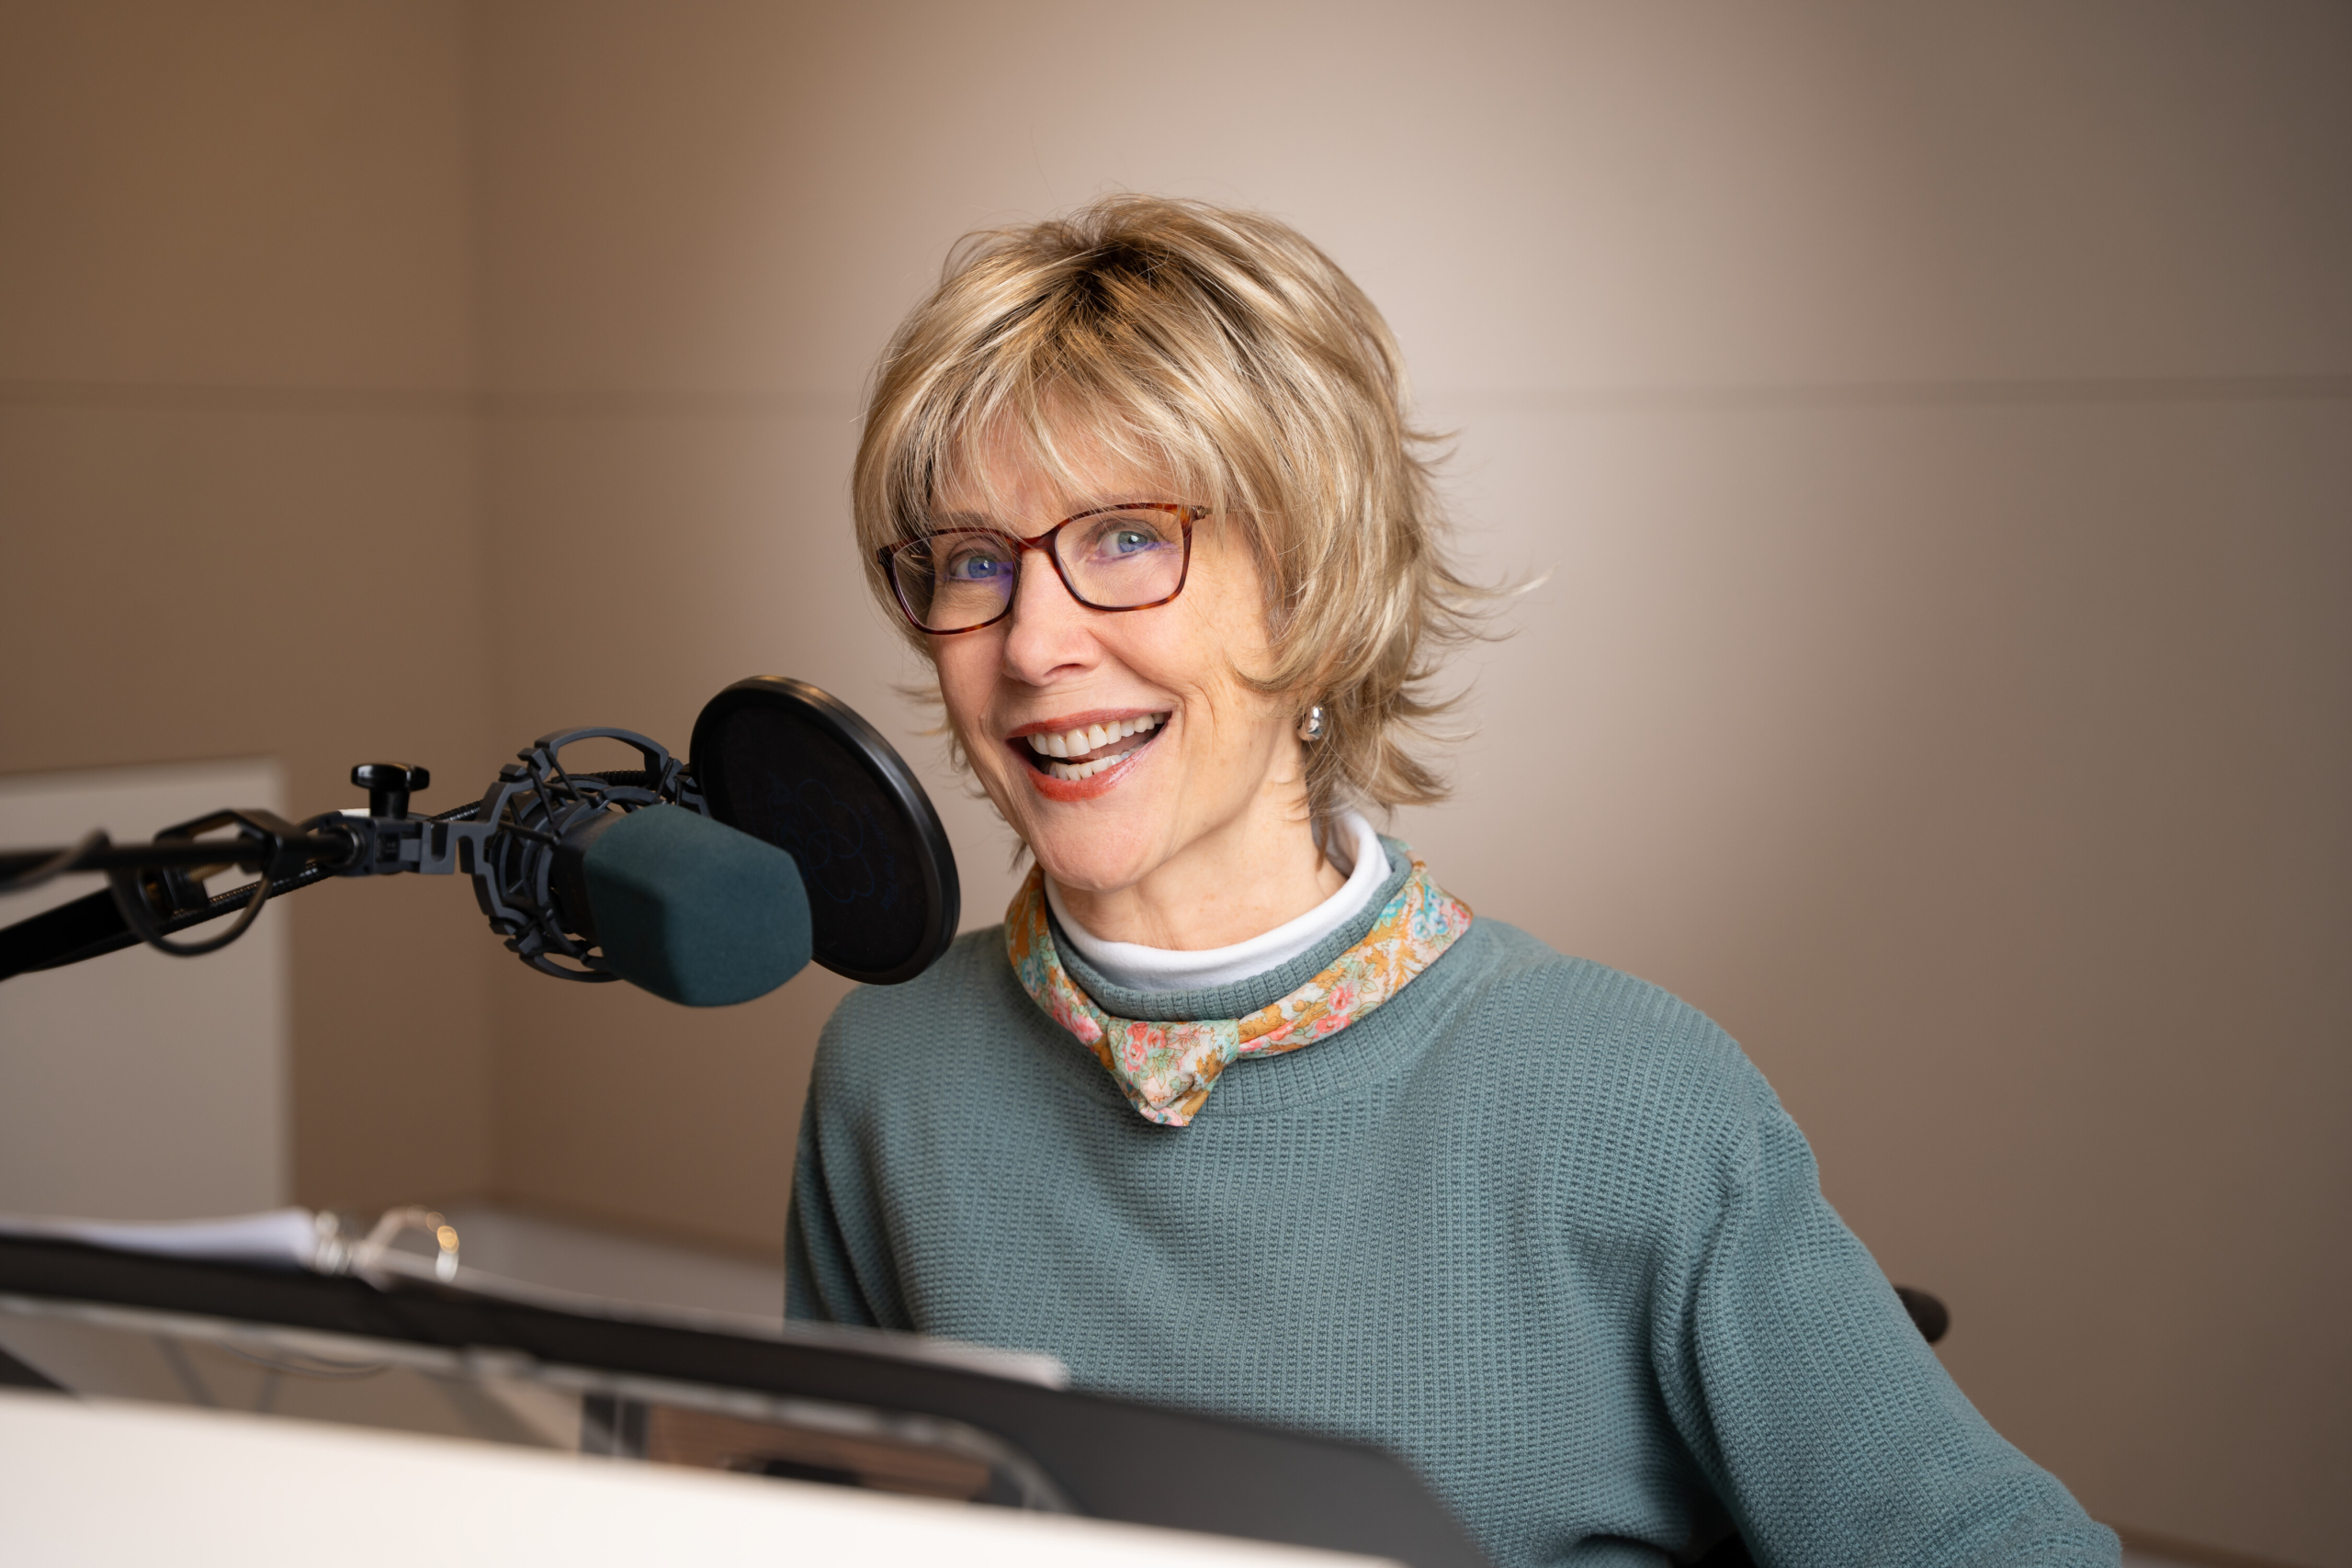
[1004,847,1474,1127]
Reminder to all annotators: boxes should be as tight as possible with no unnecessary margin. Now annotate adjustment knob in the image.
[352,762,431,819]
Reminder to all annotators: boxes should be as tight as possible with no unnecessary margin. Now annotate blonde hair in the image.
[853,195,1488,815]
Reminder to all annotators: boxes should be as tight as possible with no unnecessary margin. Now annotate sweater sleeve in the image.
[784,1062,888,1328]
[1648,1070,2120,1568]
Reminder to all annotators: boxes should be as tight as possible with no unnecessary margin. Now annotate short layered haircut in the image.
[854,195,1487,815]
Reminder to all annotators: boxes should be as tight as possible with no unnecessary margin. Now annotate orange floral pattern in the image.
[1005,847,1474,1126]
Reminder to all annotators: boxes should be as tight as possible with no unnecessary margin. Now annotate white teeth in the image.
[1025,713,1170,778]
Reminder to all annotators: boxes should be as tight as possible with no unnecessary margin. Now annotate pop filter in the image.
[689,678,959,986]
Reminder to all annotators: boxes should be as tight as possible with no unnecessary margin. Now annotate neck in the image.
[1051,787,1345,952]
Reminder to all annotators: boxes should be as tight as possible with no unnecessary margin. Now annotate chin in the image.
[1009,784,1173,897]
[1031,837,1165,897]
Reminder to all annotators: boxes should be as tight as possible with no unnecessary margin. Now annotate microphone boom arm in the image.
[0,727,705,986]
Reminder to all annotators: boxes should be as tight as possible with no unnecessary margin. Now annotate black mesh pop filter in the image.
[689,678,959,986]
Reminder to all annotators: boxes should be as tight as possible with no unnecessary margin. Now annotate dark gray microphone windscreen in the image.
[582,805,812,1007]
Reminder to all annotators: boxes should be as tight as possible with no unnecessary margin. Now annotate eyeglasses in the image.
[877,503,1207,635]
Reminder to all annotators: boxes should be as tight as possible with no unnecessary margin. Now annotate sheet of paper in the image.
[0,1205,320,1269]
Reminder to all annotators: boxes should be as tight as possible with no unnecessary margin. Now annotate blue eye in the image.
[1076,516,1172,563]
[944,548,1011,581]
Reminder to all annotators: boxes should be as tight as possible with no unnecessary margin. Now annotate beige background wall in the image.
[0,1,502,1210]
[2,3,2344,1563]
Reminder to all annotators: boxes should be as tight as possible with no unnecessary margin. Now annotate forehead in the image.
[930,410,1185,525]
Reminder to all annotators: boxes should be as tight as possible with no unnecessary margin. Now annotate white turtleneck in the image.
[1044,811,1387,994]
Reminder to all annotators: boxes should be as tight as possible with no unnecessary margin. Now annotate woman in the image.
[787,197,2116,1567]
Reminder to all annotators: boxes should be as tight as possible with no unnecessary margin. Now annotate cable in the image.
[0,830,107,895]
[107,859,276,958]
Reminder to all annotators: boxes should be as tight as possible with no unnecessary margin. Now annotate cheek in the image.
[932,643,999,757]
[1152,631,1282,765]
[1177,535,1277,682]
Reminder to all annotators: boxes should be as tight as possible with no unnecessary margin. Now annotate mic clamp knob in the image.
[351,762,431,819]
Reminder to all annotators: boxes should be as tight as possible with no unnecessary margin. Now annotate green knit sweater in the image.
[786,842,2117,1567]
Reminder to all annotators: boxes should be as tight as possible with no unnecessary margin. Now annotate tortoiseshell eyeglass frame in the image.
[876,503,1208,636]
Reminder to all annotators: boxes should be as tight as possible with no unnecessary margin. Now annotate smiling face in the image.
[929,422,1332,945]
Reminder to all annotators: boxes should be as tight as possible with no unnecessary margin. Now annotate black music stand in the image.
[0,1234,1487,1568]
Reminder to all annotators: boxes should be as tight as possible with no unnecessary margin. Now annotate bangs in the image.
[919,374,1231,537]
[886,279,1251,543]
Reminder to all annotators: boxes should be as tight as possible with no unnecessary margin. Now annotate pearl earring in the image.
[1297,704,1328,741]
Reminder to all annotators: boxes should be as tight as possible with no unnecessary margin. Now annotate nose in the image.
[999,545,1096,685]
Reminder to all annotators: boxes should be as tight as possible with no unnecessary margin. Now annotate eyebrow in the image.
[923,497,1180,533]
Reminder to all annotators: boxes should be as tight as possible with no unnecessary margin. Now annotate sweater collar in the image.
[1055,838,1414,1021]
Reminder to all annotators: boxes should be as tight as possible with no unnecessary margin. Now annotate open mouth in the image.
[1013,713,1170,783]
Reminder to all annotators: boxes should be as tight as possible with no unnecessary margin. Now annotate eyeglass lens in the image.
[892,509,1188,632]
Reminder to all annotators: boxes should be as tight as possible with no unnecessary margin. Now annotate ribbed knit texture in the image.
[787,842,2119,1568]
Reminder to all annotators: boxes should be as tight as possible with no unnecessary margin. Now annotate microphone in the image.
[0,678,958,1003]
[550,805,811,1008]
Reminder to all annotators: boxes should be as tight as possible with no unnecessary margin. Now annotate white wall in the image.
[0,761,288,1219]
